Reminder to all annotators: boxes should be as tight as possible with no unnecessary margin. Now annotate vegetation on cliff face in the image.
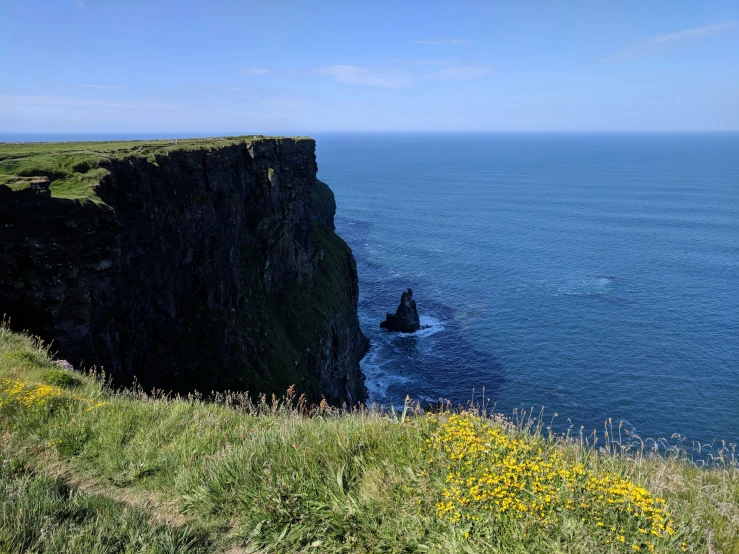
[232,222,368,404]
[1,325,737,554]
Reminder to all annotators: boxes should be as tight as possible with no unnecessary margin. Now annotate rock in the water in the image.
[380,288,421,333]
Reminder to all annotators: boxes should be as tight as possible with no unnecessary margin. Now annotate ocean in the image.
[3,131,737,447]
[315,133,739,447]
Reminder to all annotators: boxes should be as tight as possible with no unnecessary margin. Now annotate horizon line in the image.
[2,130,739,137]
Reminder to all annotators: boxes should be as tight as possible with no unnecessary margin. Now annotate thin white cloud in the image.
[318,65,415,88]
[217,86,255,92]
[602,21,738,62]
[0,95,178,112]
[76,0,84,8]
[423,65,494,82]
[55,84,125,91]
[76,84,125,90]
[417,39,473,46]
[317,61,493,88]
[398,58,461,67]
[0,93,310,132]
[238,67,270,76]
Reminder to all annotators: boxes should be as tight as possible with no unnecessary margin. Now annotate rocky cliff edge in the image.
[0,136,368,405]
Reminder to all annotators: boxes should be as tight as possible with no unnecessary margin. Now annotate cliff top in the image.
[0,135,313,204]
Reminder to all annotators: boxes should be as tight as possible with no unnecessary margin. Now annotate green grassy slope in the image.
[0,136,309,203]
[0,325,737,553]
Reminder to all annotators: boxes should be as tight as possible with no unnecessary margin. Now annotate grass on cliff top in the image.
[0,135,312,204]
[1,325,738,554]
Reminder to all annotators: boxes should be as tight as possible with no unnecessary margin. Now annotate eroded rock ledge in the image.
[0,137,369,405]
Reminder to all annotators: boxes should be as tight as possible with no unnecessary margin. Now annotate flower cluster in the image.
[0,378,106,412]
[426,412,679,552]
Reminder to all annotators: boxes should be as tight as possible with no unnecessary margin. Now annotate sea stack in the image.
[380,288,421,333]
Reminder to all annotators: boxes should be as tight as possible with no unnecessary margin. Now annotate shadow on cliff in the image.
[0,185,114,348]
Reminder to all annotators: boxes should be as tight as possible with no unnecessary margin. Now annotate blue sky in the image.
[1,0,738,133]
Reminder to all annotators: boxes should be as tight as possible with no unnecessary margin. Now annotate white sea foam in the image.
[383,316,444,340]
[360,345,409,402]
[416,316,444,337]
[547,277,614,297]
[363,359,412,401]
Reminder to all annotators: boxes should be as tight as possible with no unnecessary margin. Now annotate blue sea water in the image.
[3,132,737,447]
[315,133,739,447]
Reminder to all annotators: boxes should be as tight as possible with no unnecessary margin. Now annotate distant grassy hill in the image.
[0,324,736,553]
[0,136,308,203]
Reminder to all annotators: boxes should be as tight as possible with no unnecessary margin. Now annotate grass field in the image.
[0,135,308,203]
[1,323,737,553]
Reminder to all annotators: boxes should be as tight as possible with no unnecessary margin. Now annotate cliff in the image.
[0,136,368,405]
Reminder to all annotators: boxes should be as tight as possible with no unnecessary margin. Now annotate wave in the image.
[360,315,447,403]
[362,346,412,401]
[416,316,444,337]
[544,275,623,298]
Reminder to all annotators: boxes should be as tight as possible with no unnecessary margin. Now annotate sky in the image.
[1,0,738,133]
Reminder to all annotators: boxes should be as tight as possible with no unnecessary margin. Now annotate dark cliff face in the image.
[0,138,368,405]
